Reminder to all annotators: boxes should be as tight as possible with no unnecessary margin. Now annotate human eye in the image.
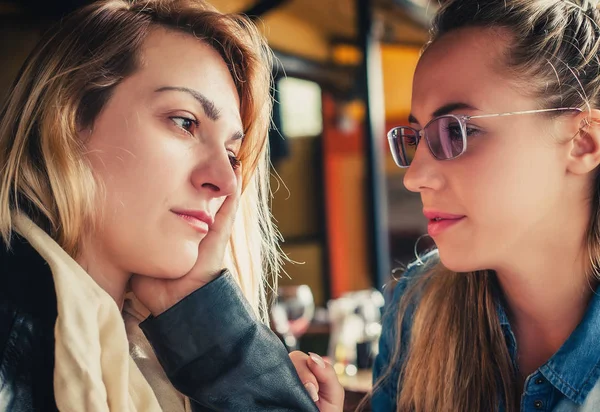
[464,126,482,137]
[170,116,199,136]
[440,119,481,141]
[444,122,464,141]
[227,150,241,170]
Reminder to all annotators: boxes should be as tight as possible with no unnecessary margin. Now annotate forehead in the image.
[135,28,242,124]
[412,27,531,122]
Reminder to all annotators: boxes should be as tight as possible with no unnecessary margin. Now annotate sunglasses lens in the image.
[388,127,417,167]
[425,116,465,160]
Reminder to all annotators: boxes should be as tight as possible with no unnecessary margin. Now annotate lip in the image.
[171,209,213,233]
[423,209,466,237]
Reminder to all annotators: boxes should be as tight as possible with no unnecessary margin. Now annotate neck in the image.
[76,238,130,309]
[494,241,595,376]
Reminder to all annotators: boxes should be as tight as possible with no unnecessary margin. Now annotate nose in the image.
[191,149,237,197]
[403,139,444,193]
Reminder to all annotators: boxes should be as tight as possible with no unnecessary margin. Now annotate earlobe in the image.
[567,109,600,175]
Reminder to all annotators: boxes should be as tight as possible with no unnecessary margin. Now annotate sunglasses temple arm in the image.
[468,107,583,120]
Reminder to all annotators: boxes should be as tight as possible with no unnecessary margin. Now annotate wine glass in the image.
[270,285,315,351]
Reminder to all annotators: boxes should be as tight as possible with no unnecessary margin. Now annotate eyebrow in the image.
[155,86,221,121]
[155,86,244,142]
[231,130,245,142]
[408,102,479,124]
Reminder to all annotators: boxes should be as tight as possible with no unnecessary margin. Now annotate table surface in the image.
[338,369,373,393]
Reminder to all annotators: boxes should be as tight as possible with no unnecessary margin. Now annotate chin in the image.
[152,264,191,279]
[142,240,198,279]
[437,246,485,274]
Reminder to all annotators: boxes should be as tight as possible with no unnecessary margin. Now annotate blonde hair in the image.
[0,0,280,322]
[369,0,600,411]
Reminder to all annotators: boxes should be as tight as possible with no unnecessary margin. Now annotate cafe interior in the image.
[0,0,436,409]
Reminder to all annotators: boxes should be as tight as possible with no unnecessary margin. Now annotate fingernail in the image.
[309,352,326,369]
[304,382,319,402]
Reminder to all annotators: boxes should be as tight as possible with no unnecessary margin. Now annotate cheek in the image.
[86,124,201,276]
[87,116,142,184]
[436,129,568,270]
[461,143,563,236]
[88,122,176,207]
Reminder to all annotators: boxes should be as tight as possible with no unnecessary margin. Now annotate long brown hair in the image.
[371,1,600,411]
[0,0,279,322]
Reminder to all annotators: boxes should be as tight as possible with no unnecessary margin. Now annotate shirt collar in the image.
[497,285,600,405]
[496,299,511,328]
[539,286,600,404]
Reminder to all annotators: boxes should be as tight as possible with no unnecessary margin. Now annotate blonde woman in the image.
[374,0,600,411]
[0,0,342,411]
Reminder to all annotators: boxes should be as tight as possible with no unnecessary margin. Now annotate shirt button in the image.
[535,377,544,384]
[533,400,543,409]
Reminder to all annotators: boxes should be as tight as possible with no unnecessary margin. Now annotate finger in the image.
[204,164,243,241]
[289,351,320,402]
[307,352,344,406]
[196,165,243,260]
[186,166,243,283]
[130,275,173,316]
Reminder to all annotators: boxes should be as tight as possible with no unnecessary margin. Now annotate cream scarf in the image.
[14,214,189,411]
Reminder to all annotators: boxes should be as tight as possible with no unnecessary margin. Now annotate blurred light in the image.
[406,0,428,6]
[366,322,382,337]
[284,335,297,348]
[334,363,346,375]
[332,44,361,66]
[345,364,358,376]
[337,99,365,133]
[403,0,440,13]
[279,77,323,138]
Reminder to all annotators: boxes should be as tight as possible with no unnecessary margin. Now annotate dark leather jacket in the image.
[0,236,319,411]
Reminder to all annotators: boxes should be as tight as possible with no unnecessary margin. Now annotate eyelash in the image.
[170,116,241,170]
[171,116,199,135]
[228,153,241,170]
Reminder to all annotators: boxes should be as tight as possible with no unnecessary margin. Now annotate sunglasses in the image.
[387,107,583,168]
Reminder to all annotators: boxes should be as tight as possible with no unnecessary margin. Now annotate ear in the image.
[77,127,94,145]
[567,109,600,175]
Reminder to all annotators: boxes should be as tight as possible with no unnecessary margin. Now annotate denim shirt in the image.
[372,250,600,412]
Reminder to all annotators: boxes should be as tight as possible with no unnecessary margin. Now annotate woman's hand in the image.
[289,351,345,412]
[131,167,242,316]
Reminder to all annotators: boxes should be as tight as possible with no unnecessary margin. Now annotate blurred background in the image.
[0,0,437,409]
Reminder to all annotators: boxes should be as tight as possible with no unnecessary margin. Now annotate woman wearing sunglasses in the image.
[373,0,600,411]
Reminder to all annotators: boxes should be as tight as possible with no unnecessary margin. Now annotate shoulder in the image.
[380,249,439,338]
[378,249,440,349]
[1,234,57,311]
[0,234,58,411]
[382,248,439,348]
[380,249,440,359]
[372,250,439,409]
